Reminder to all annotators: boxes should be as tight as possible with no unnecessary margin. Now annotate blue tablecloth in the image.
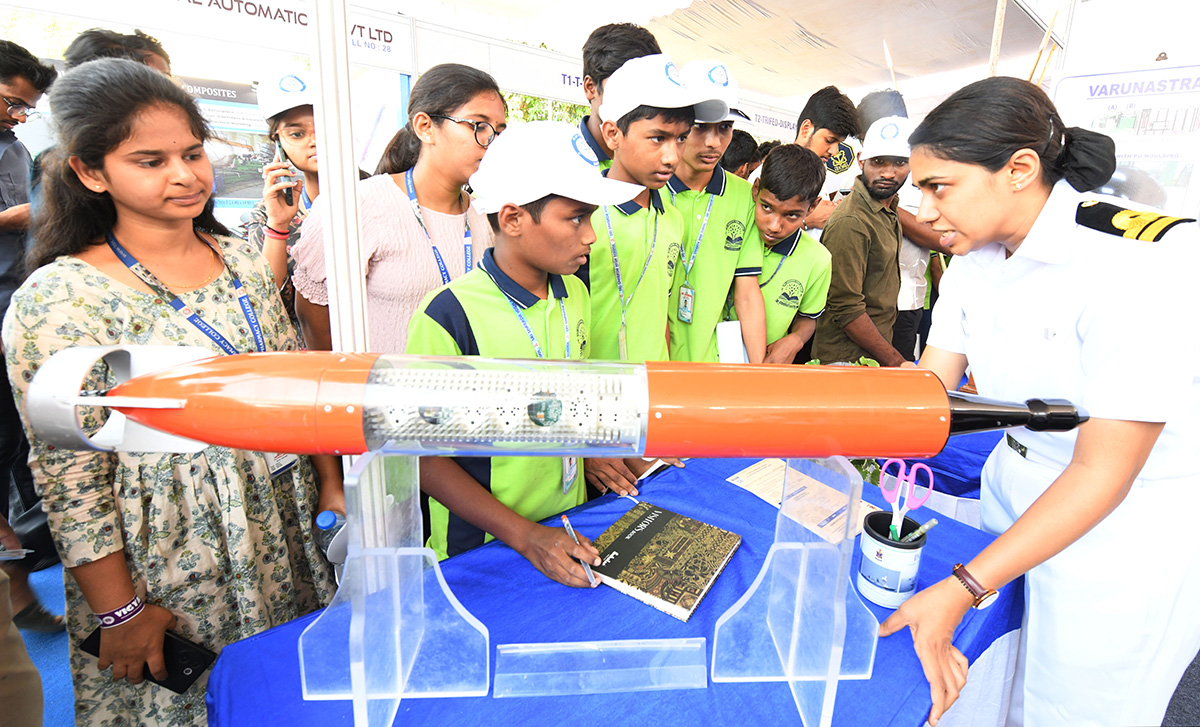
[206,458,1022,726]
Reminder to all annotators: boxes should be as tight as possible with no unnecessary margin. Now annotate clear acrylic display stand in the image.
[493,637,708,697]
[298,452,489,727]
[711,457,878,727]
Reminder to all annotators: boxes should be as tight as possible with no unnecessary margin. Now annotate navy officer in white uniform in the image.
[879,76,1200,727]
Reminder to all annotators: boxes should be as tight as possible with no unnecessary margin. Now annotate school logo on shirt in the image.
[724,220,746,251]
[826,142,855,175]
[576,319,588,355]
[667,240,682,276]
[776,279,803,309]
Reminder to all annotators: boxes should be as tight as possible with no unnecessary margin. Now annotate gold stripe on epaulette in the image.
[1112,210,1166,240]
[1139,214,1186,242]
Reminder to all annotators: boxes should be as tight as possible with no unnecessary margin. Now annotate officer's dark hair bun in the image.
[1057,127,1117,192]
[909,76,1117,192]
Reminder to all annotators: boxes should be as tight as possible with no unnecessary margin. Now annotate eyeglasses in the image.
[430,114,500,148]
[3,97,39,121]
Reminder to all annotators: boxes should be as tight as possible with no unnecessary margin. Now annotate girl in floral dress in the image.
[3,58,335,726]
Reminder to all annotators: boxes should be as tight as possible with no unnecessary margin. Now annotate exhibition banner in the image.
[8,0,413,72]
[1055,65,1200,213]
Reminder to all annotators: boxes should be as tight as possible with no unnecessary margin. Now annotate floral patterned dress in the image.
[3,234,336,727]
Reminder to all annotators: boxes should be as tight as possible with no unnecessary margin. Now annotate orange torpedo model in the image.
[25,346,1086,457]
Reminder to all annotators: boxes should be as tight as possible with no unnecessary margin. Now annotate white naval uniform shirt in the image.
[928,179,1199,479]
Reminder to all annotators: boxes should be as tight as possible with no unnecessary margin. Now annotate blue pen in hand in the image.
[560,514,597,586]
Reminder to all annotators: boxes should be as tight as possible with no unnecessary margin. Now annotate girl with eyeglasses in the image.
[6,59,335,726]
[291,63,506,353]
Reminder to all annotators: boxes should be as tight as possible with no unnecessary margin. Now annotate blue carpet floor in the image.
[22,564,72,727]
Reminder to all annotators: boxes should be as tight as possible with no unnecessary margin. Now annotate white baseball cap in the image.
[680,60,751,122]
[860,115,914,160]
[258,73,315,123]
[598,54,729,125]
[470,121,643,214]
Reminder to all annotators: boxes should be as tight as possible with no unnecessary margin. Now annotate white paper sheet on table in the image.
[726,458,882,543]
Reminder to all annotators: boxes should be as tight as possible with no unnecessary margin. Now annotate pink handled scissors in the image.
[880,459,934,541]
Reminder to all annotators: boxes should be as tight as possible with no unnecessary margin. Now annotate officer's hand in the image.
[879,577,972,725]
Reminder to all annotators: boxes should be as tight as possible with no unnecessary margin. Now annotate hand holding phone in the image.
[82,623,217,694]
[275,139,295,207]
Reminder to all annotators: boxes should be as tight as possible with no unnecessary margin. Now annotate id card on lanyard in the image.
[481,259,577,494]
[602,205,658,360]
[670,188,715,325]
[405,168,472,285]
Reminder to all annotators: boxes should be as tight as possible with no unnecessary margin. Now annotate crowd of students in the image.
[0,17,1197,727]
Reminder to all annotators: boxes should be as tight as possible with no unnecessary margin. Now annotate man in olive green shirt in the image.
[812,116,913,366]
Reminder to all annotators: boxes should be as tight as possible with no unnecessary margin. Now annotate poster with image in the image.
[178,76,273,231]
[1055,65,1200,215]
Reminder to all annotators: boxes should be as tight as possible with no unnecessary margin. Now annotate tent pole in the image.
[313,0,370,354]
[988,0,1007,77]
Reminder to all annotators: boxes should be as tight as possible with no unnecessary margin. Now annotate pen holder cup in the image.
[856,511,926,609]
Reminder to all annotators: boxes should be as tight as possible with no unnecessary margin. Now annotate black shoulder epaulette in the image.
[1076,200,1195,242]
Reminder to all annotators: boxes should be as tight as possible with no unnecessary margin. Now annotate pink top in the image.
[292,173,493,353]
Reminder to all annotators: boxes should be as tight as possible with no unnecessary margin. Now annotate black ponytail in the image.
[29,58,229,272]
[1057,126,1117,192]
[909,77,1116,192]
[374,63,504,175]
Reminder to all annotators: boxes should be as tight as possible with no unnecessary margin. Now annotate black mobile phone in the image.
[275,139,295,207]
[81,625,218,694]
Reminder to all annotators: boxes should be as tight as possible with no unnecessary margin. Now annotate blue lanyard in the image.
[106,231,265,355]
[300,187,312,211]
[481,259,571,360]
[675,191,715,287]
[602,205,658,333]
[760,250,788,288]
[404,168,472,285]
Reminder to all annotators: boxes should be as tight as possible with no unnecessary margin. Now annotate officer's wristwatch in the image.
[952,563,998,609]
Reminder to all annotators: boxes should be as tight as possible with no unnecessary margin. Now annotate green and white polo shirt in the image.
[579,187,682,362]
[406,248,590,560]
[664,168,762,362]
[742,226,832,344]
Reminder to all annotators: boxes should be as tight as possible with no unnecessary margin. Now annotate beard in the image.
[865,179,900,200]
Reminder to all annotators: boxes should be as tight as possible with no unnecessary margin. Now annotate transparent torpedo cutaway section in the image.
[361,356,649,455]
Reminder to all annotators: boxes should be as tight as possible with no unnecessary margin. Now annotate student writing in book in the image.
[731,145,832,364]
[664,60,765,364]
[405,121,642,587]
[576,54,726,496]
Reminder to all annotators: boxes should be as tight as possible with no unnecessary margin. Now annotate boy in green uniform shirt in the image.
[578,23,662,172]
[665,60,765,363]
[580,53,727,363]
[740,145,832,363]
[579,53,726,496]
[405,121,641,586]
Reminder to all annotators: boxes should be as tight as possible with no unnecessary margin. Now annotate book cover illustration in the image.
[591,501,741,621]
